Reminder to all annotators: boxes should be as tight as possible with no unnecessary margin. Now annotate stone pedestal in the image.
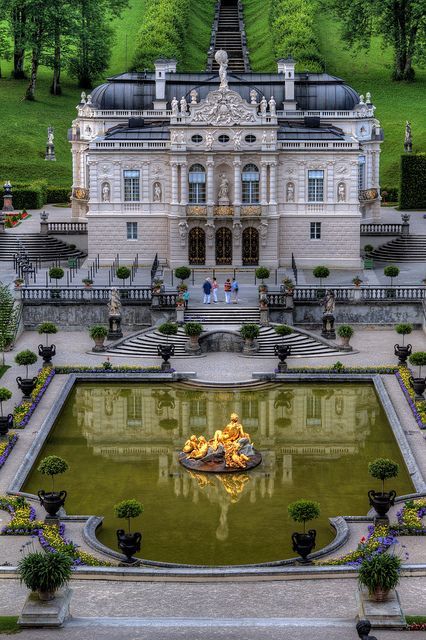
[45,142,56,161]
[356,587,406,629]
[18,588,72,627]
[40,221,49,235]
[108,314,123,340]
[259,306,269,326]
[321,313,336,340]
[176,306,185,324]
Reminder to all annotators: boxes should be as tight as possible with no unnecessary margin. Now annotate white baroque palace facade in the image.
[70,54,383,268]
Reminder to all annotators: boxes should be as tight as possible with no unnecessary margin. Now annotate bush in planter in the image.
[364,245,374,255]
[287,499,320,534]
[48,267,64,283]
[337,325,354,340]
[395,323,413,346]
[114,499,144,534]
[358,552,401,599]
[89,325,108,341]
[275,324,293,339]
[15,350,38,378]
[0,387,12,416]
[184,322,203,337]
[158,322,178,338]
[255,267,270,286]
[37,322,58,347]
[239,324,260,341]
[409,352,426,377]
[384,265,400,288]
[18,551,73,599]
[352,276,363,286]
[368,458,399,494]
[82,278,93,287]
[174,266,191,284]
[37,456,69,493]
[116,266,131,285]
[312,266,330,287]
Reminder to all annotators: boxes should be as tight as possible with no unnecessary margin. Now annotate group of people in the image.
[202,277,239,304]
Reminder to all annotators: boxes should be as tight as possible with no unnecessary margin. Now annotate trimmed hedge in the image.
[270,0,325,72]
[400,154,426,209]
[11,182,70,209]
[132,0,191,70]
[47,187,70,204]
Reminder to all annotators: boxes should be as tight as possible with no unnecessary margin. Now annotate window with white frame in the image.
[358,155,366,191]
[310,222,321,240]
[127,222,138,240]
[123,170,140,201]
[188,164,206,204]
[242,164,260,204]
[308,170,324,202]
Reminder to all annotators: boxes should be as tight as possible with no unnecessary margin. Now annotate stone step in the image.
[0,233,86,262]
[371,235,426,262]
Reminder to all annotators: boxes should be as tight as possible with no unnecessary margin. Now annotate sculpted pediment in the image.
[189,89,258,127]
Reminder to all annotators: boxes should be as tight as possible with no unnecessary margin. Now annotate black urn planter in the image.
[274,344,291,373]
[16,376,38,399]
[0,414,13,436]
[38,344,56,366]
[157,344,175,371]
[291,530,316,563]
[368,490,396,519]
[410,377,426,401]
[38,490,67,517]
[116,529,142,563]
[394,343,412,366]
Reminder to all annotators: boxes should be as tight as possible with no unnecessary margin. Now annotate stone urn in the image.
[38,344,56,366]
[16,376,38,399]
[38,490,67,517]
[274,344,291,373]
[157,344,175,370]
[368,489,396,520]
[291,530,316,563]
[0,414,13,437]
[116,530,142,563]
[92,337,106,352]
[394,343,412,366]
[410,377,426,401]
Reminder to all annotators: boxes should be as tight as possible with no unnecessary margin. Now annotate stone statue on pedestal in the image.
[218,174,230,205]
[215,50,229,91]
[45,126,56,161]
[404,121,412,153]
[107,288,123,340]
[321,290,336,339]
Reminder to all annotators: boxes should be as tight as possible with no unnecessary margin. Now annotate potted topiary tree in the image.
[358,552,401,602]
[288,499,320,563]
[240,323,260,354]
[368,458,399,520]
[114,499,143,563]
[184,322,203,353]
[37,322,58,366]
[352,276,363,288]
[274,324,293,372]
[0,387,13,436]
[174,266,191,292]
[384,265,400,298]
[82,277,93,289]
[37,455,69,519]
[89,325,108,352]
[408,352,426,399]
[337,325,354,351]
[394,323,413,365]
[157,322,178,369]
[116,266,131,298]
[18,551,73,602]
[48,267,64,299]
[255,267,270,293]
[15,349,38,399]
[313,266,330,298]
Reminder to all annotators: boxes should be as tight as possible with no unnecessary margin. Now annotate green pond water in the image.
[24,382,413,566]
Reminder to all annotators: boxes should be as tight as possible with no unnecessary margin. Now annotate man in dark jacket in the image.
[203,278,212,304]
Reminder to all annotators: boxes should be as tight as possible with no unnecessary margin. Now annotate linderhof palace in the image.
[69,52,383,268]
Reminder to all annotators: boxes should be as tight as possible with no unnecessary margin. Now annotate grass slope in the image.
[243,0,275,72]
[0,616,20,634]
[182,0,215,72]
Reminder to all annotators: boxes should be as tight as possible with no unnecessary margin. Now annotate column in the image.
[171,162,178,204]
[297,161,306,203]
[366,150,373,188]
[269,162,277,204]
[142,162,149,202]
[327,161,334,203]
[260,162,268,205]
[180,162,188,205]
[113,161,121,203]
[233,158,241,205]
[207,157,214,206]
[372,151,377,186]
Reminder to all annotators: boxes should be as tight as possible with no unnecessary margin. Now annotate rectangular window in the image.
[358,155,366,191]
[308,170,324,202]
[127,222,138,240]
[310,222,321,240]
[123,170,140,201]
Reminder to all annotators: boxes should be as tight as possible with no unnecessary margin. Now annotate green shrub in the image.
[313,266,330,284]
[358,552,401,596]
[384,266,400,285]
[275,324,293,337]
[12,179,48,210]
[116,266,131,281]
[380,186,399,203]
[255,267,270,282]
[46,187,70,204]
[331,361,344,371]
[184,322,203,336]
[395,323,413,346]
[15,349,37,377]
[158,322,178,337]
[49,267,64,282]
[409,352,426,377]
[89,325,108,340]
[364,244,374,254]
[400,154,426,210]
[337,324,354,339]
[0,387,12,416]
[114,499,144,533]
[19,551,73,594]
[368,458,399,493]
[287,499,320,533]
[174,266,191,282]
[240,323,260,340]
[37,322,58,347]
[37,455,69,492]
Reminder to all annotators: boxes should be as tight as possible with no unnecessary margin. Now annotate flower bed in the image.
[0,434,18,470]
[393,498,426,535]
[54,365,169,374]
[406,616,426,630]
[13,367,55,428]
[318,525,401,566]
[283,365,398,374]
[0,495,109,566]
[4,211,30,228]
[396,368,426,429]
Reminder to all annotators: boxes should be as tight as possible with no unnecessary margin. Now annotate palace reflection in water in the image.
[25,382,412,565]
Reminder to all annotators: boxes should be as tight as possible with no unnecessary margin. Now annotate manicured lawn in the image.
[0,617,20,634]
[243,0,275,73]
[182,0,215,72]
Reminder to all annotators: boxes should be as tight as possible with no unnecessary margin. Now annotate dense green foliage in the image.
[358,552,401,595]
[19,551,73,594]
[0,283,19,365]
[255,267,270,282]
[89,325,108,340]
[116,266,131,281]
[38,455,69,492]
[0,387,12,416]
[313,266,330,283]
[395,323,413,346]
[337,324,354,339]
[38,322,58,335]
[15,350,38,378]
[275,324,293,337]
[270,0,324,72]
[158,322,178,336]
[174,266,191,282]
[400,154,426,209]
[49,267,64,281]
[368,458,399,493]
[240,323,260,340]
[409,351,426,377]
[287,499,320,533]
[114,498,143,533]
[383,266,400,284]
[12,180,47,209]
[184,322,203,337]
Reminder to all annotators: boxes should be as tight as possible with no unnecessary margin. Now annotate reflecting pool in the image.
[23,382,413,565]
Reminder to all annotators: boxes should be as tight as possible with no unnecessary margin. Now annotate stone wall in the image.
[199,331,244,353]
[293,301,422,326]
[22,302,152,330]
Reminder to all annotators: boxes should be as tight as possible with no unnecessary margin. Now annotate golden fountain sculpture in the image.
[179,413,262,473]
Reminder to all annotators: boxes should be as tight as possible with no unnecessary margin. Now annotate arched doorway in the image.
[242,227,259,265]
[188,227,206,265]
[215,227,232,265]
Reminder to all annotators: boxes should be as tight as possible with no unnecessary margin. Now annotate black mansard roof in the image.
[90,71,360,112]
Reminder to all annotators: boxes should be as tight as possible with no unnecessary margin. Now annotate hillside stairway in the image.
[371,236,426,262]
[184,305,260,324]
[210,0,248,73]
[0,233,86,262]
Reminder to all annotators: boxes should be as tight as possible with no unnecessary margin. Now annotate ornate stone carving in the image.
[218,174,230,204]
[153,182,162,202]
[73,187,88,201]
[241,206,261,217]
[205,221,215,246]
[233,221,242,245]
[233,129,242,151]
[250,89,257,105]
[191,90,257,126]
[171,97,179,116]
[190,89,198,104]
[180,96,188,115]
[404,120,412,153]
[205,130,215,150]
[337,182,346,202]
[269,96,276,116]
[178,220,188,247]
[214,206,234,217]
[101,182,110,202]
[187,206,207,217]
[286,182,295,203]
[260,96,267,116]
[215,50,229,90]
[258,221,268,247]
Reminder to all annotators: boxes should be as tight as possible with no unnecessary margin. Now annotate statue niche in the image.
[101,182,110,203]
[153,182,162,202]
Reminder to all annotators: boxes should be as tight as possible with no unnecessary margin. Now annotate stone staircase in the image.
[184,305,260,324]
[0,233,86,262]
[107,326,341,359]
[371,236,426,262]
[211,0,246,73]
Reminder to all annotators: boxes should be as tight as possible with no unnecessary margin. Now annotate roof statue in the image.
[215,50,229,91]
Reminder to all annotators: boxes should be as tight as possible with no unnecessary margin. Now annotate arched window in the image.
[242,164,259,204]
[188,164,206,204]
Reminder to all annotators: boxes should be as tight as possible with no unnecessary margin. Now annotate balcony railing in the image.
[266,285,426,306]
[360,223,402,235]
[48,222,88,234]
[21,286,152,302]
